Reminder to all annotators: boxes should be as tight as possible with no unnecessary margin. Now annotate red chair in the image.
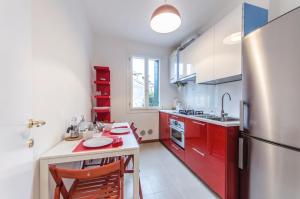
[49,157,124,199]
[125,122,143,199]
[80,122,143,198]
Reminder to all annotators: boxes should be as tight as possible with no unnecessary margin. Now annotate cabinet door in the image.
[159,112,169,141]
[185,119,207,153]
[206,124,227,198]
[214,5,242,80]
[169,51,178,83]
[214,6,242,79]
[185,119,208,178]
[169,141,185,161]
[178,43,197,80]
[178,49,187,79]
[195,27,214,83]
[185,42,197,77]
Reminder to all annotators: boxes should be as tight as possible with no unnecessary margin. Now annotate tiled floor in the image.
[124,142,218,199]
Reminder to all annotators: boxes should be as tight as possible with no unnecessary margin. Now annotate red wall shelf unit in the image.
[92,66,111,122]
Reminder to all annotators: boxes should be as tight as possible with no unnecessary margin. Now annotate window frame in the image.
[128,55,161,111]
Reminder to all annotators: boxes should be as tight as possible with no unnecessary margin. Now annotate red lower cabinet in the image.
[159,112,170,146]
[159,112,238,199]
[185,145,207,178]
[205,124,238,199]
[184,118,238,199]
[206,124,227,197]
[185,119,208,179]
[169,141,185,161]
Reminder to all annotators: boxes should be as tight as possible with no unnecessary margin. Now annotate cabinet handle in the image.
[171,143,180,151]
[192,121,206,126]
[192,148,205,157]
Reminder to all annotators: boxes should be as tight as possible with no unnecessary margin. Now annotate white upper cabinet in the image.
[169,50,178,83]
[214,5,242,80]
[178,43,196,80]
[195,27,214,83]
[182,5,242,84]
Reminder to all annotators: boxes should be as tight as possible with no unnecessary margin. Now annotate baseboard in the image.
[141,139,159,144]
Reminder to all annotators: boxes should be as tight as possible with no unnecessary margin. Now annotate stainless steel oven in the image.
[170,118,185,149]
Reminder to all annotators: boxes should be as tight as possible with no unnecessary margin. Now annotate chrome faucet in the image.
[221,92,231,121]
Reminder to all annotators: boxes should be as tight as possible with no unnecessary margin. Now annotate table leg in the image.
[133,151,140,199]
[40,160,49,199]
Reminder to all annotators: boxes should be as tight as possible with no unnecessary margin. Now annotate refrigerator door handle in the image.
[239,137,245,169]
[240,101,247,131]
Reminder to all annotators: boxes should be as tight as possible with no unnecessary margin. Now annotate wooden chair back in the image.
[49,157,124,199]
[130,122,142,144]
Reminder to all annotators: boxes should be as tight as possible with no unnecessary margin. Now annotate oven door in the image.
[170,125,184,149]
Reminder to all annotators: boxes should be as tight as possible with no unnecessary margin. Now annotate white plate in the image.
[83,137,113,148]
[110,128,130,134]
[112,122,129,129]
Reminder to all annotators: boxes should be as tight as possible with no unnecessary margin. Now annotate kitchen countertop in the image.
[160,110,240,127]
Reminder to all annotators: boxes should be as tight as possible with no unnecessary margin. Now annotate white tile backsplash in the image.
[177,83,216,113]
[214,81,242,117]
[177,80,242,117]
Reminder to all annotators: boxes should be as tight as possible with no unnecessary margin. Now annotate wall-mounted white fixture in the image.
[150,3,181,33]
[223,32,242,45]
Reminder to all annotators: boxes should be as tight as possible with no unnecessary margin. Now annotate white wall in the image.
[31,0,93,198]
[92,34,177,140]
[269,0,300,20]
[177,81,242,118]
[244,0,270,9]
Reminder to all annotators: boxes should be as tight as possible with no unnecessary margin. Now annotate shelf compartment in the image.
[94,66,110,82]
[95,98,110,107]
[94,80,110,85]
[93,107,110,112]
[94,66,110,71]
[94,95,110,99]
[95,84,110,96]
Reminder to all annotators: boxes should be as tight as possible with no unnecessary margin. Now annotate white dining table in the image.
[39,127,140,199]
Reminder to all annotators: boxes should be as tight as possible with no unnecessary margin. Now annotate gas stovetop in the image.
[178,109,204,116]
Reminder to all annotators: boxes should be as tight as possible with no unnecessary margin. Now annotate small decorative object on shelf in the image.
[92,66,111,122]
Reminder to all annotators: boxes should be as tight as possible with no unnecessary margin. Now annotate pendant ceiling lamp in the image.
[150,2,181,33]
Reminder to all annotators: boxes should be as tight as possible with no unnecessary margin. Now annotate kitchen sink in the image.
[208,117,239,122]
[194,114,214,119]
[195,115,239,122]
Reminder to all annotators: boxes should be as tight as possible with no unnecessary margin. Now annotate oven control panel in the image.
[169,118,184,131]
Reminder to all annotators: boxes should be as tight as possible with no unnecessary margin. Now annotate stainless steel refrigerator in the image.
[239,7,300,199]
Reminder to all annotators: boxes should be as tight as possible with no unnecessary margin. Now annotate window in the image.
[130,56,160,109]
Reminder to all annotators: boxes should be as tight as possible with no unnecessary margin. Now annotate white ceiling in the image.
[83,0,241,48]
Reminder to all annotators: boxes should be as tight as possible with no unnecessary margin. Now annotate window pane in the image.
[132,57,145,108]
[148,59,159,107]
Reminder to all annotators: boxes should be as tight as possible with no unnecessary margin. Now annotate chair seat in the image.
[69,172,121,199]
